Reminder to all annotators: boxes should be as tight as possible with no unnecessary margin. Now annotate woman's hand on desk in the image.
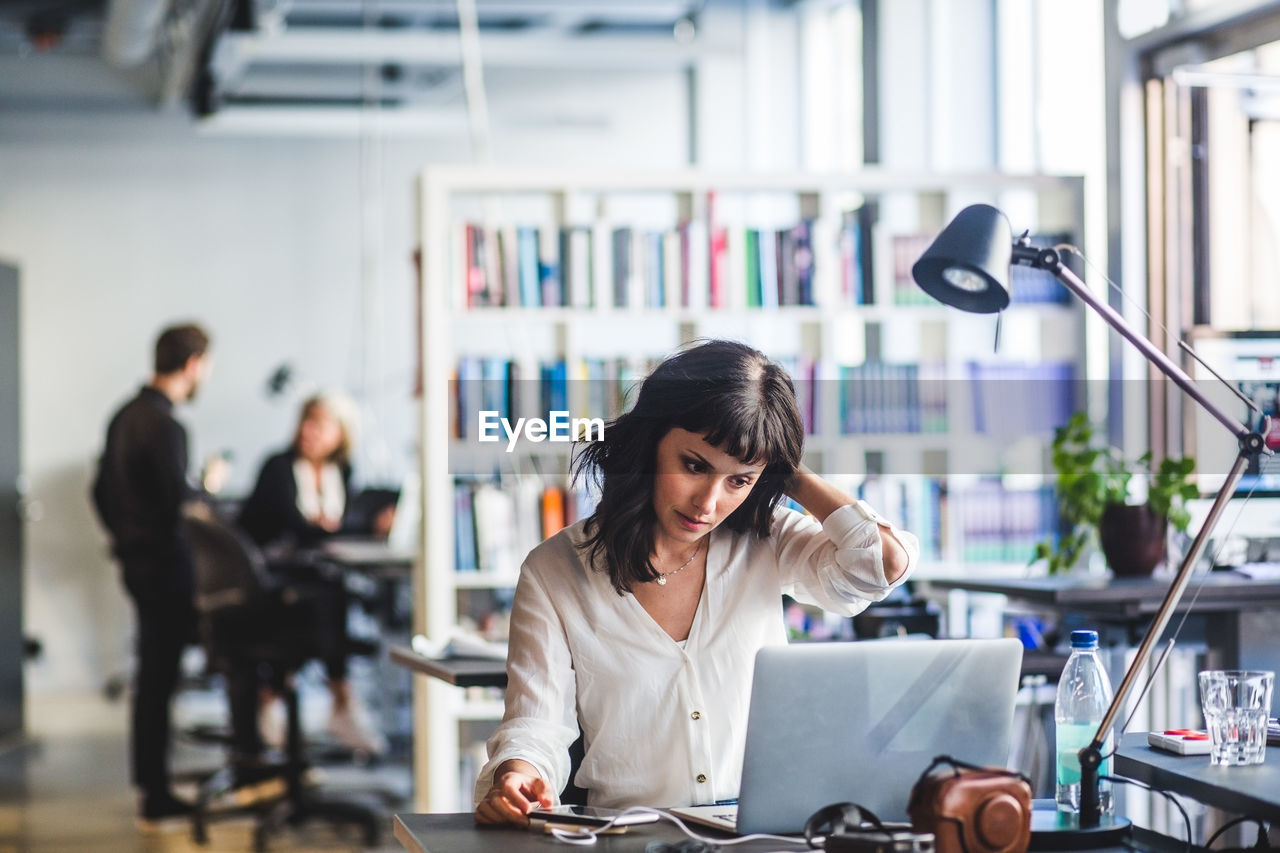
[474,759,553,826]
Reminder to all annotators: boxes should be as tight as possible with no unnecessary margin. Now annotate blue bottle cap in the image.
[1070,629,1099,649]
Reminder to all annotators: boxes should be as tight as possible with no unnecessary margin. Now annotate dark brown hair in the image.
[154,323,210,375]
[572,340,804,594]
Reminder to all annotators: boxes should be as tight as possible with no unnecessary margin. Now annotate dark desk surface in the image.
[393,812,1180,853]
[926,572,1280,617]
[388,645,508,688]
[1115,731,1280,821]
[318,538,415,573]
[395,813,757,853]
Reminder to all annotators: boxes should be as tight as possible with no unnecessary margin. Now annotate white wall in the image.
[0,2,818,693]
[0,55,696,693]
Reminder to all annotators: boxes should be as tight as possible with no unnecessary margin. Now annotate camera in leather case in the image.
[906,756,1032,853]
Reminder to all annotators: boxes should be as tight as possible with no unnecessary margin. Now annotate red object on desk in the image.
[1147,730,1211,755]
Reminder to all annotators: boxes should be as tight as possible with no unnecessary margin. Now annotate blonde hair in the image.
[291,392,358,466]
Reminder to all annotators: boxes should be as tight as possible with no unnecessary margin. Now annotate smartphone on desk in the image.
[527,805,660,832]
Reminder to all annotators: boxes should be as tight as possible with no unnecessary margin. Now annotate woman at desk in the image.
[473,340,919,825]
[238,392,388,755]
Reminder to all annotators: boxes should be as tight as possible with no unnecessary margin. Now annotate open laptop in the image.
[670,637,1024,835]
[322,472,420,565]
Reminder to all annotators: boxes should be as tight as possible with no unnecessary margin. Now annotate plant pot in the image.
[1098,503,1167,577]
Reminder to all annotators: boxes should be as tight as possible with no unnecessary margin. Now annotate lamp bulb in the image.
[942,266,990,293]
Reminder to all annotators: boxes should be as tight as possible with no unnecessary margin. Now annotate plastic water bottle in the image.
[1055,629,1114,814]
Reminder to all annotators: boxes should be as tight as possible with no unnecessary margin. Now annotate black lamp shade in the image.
[911,203,1013,314]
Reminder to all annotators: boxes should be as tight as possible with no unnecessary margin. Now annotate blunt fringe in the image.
[572,340,804,594]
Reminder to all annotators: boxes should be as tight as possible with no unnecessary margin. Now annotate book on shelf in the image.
[967,361,1076,437]
[498,225,520,308]
[540,485,566,541]
[539,360,568,419]
[663,229,682,310]
[708,220,728,309]
[791,219,815,306]
[452,477,585,574]
[758,228,778,309]
[517,226,540,308]
[452,355,663,438]
[955,478,1055,564]
[838,362,930,434]
[470,483,519,576]
[776,355,818,435]
[458,211,1071,312]
[891,232,940,306]
[461,215,836,312]
[610,226,632,309]
[838,204,876,306]
[453,482,478,573]
[539,226,563,308]
[856,475,946,561]
[744,229,761,309]
[563,225,594,309]
[642,230,665,309]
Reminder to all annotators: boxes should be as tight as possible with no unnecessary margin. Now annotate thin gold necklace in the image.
[656,538,703,586]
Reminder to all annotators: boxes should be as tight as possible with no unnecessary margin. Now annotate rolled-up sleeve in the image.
[472,565,580,805]
[774,503,919,616]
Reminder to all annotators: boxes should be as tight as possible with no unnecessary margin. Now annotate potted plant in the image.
[1032,412,1198,576]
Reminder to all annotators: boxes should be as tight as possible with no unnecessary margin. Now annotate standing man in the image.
[91,323,211,826]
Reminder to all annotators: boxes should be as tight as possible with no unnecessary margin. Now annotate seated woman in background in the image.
[238,392,389,756]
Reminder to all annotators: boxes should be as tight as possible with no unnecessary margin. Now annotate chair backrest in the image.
[182,504,272,615]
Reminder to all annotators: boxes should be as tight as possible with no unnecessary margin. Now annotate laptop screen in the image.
[734,638,1024,834]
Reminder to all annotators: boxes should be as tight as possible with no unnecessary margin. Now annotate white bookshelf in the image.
[413,165,1088,811]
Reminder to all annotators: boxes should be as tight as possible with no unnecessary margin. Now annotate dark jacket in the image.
[92,386,191,558]
[237,450,355,550]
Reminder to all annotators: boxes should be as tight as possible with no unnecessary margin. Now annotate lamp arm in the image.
[1021,246,1273,827]
[1078,451,1252,824]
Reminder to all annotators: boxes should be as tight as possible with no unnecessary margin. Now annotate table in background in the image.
[388,646,507,687]
[314,540,416,751]
[924,572,1280,671]
[1115,732,1280,822]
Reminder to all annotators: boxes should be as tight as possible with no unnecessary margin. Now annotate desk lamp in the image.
[912,204,1271,846]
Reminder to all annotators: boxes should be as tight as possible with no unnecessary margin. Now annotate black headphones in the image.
[803,803,886,848]
[803,803,936,853]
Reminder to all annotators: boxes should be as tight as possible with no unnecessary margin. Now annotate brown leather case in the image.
[907,768,1032,853]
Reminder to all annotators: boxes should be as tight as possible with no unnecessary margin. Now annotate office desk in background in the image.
[388,645,507,688]
[925,571,1280,672]
[313,539,417,750]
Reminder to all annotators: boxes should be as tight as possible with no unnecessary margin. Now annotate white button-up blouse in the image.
[473,501,920,810]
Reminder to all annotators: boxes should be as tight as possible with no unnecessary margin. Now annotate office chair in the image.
[182,504,384,852]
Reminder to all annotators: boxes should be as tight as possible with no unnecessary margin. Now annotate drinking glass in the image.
[1198,670,1274,766]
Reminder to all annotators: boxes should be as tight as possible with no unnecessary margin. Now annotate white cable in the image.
[541,806,811,849]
